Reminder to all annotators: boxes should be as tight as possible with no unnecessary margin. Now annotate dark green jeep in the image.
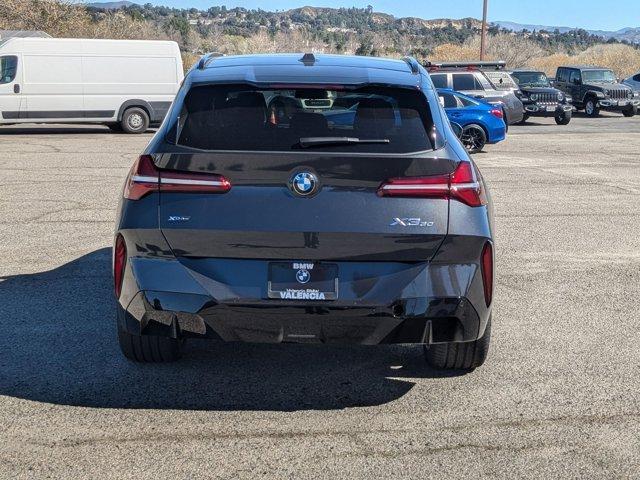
[554,66,639,117]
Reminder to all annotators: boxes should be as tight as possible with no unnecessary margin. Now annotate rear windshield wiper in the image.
[298,136,390,148]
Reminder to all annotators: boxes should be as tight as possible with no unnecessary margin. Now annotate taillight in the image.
[481,242,494,307]
[114,234,126,299]
[490,108,503,119]
[376,174,450,199]
[378,161,487,207]
[123,155,231,200]
[123,155,158,200]
[159,170,231,194]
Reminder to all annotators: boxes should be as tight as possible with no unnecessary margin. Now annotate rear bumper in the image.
[116,250,492,346]
[117,292,481,345]
[505,105,524,125]
[487,124,506,144]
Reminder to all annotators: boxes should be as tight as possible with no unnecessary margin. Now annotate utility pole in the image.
[480,0,488,60]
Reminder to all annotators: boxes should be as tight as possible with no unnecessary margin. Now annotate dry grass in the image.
[575,44,640,77]
[528,53,574,75]
[432,34,545,68]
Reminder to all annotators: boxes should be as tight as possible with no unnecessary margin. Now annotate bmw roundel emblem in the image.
[296,269,310,284]
[290,171,318,197]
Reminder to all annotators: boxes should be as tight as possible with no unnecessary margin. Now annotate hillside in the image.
[84,2,640,46]
[2,1,639,76]
[78,3,636,58]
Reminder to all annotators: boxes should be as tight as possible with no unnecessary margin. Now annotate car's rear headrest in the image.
[221,91,267,127]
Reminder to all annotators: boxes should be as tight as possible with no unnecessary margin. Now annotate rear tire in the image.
[585,98,600,118]
[117,323,183,362]
[518,113,529,125]
[555,110,572,125]
[622,105,636,117]
[120,107,150,134]
[424,316,491,370]
[461,124,487,153]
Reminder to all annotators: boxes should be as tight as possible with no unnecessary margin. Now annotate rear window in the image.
[484,72,517,90]
[458,95,478,107]
[173,84,435,153]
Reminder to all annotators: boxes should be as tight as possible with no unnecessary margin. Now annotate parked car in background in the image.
[510,70,573,125]
[0,37,183,132]
[437,88,506,153]
[622,71,640,93]
[114,53,495,370]
[554,66,638,117]
[429,62,524,126]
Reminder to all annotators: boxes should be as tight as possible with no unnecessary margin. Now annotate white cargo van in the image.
[0,37,183,133]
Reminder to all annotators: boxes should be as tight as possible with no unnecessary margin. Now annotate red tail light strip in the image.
[378,182,449,193]
[159,177,229,187]
[124,155,231,200]
[378,161,486,207]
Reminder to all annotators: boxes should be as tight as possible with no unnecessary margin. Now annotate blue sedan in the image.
[437,88,506,153]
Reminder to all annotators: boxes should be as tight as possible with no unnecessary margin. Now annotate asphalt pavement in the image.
[0,113,639,479]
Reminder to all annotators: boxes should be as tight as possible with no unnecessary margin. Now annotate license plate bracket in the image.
[268,262,338,300]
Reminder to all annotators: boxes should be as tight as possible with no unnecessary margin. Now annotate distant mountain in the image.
[82,3,639,44]
[492,21,575,33]
[493,20,640,44]
[589,27,640,44]
[86,1,138,9]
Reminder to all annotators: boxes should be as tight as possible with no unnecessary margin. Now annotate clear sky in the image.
[105,0,640,31]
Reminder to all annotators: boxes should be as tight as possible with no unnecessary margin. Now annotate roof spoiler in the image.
[197,52,225,70]
[428,61,506,71]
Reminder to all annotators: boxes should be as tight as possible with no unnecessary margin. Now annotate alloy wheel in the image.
[461,126,486,153]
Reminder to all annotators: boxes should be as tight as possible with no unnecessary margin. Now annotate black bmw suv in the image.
[113,53,495,370]
[510,70,573,125]
[554,66,639,117]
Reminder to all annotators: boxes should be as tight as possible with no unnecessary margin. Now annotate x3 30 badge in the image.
[390,217,434,227]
